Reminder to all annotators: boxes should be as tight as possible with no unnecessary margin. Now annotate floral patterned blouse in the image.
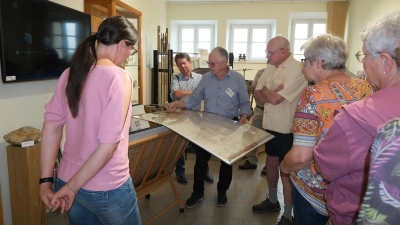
[290,78,374,216]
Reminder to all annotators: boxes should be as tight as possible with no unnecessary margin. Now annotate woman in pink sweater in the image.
[39,16,141,224]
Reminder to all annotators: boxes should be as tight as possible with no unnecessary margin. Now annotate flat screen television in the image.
[0,0,91,83]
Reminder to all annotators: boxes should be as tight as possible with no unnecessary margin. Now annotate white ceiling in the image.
[166,0,347,3]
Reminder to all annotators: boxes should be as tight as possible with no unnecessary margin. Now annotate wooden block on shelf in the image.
[6,142,47,225]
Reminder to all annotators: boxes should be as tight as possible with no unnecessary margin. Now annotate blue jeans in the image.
[175,154,185,175]
[293,186,328,225]
[55,177,141,225]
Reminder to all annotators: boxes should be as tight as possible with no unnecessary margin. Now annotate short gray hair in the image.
[360,10,400,59]
[301,33,347,71]
[212,46,228,61]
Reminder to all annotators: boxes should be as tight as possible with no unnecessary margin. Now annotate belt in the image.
[256,105,264,110]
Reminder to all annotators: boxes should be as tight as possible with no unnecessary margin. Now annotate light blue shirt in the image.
[170,72,202,110]
[183,67,252,118]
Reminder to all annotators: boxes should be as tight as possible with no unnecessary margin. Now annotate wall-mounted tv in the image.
[0,0,91,83]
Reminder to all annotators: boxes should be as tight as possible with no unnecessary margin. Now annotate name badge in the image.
[225,88,235,98]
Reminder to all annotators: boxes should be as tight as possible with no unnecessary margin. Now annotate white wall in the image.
[122,0,167,105]
[346,0,400,74]
[0,0,166,224]
[166,2,327,81]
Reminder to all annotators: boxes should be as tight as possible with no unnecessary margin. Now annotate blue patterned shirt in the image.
[170,72,203,110]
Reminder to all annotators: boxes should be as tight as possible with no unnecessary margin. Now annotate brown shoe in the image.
[261,166,266,175]
[238,160,257,170]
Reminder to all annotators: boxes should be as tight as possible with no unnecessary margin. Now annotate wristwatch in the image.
[239,114,248,120]
[39,177,54,184]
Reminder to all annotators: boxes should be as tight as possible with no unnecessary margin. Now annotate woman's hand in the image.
[40,183,58,210]
[49,184,77,213]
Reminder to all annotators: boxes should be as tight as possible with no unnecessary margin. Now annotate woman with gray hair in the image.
[280,33,374,225]
[313,11,400,225]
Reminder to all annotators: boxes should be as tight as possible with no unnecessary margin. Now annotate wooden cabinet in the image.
[84,0,144,104]
[6,142,47,225]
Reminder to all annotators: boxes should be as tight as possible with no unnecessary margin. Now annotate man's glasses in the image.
[300,58,310,66]
[265,48,284,57]
[206,61,224,67]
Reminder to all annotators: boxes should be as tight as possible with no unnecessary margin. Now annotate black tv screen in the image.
[0,0,91,83]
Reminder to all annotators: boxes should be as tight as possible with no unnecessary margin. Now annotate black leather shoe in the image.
[176,174,187,184]
[261,166,267,175]
[217,191,227,207]
[186,193,204,209]
[204,172,214,183]
[238,160,257,170]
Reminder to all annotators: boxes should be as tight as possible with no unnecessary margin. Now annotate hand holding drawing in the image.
[165,102,176,112]
[165,99,186,112]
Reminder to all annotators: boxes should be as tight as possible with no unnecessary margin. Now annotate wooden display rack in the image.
[128,127,187,224]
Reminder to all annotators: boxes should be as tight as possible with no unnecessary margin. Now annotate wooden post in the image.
[165,28,168,52]
[7,142,47,225]
[157,26,160,52]
[326,1,348,39]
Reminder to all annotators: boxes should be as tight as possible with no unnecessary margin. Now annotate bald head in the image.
[269,36,290,51]
[266,36,291,67]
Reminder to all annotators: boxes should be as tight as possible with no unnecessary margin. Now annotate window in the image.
[291,20,326,60]
[229,24,272,61]
[178,25,214,54]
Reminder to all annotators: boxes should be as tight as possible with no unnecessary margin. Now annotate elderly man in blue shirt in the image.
[166,46,252,209]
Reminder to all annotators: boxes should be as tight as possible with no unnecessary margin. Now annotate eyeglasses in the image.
[300,58,310,66]
[356,50,397,63]
[265,48,284,57]
[206,60,224,67]
[355,51,368,63]
[125,41,138,55]
[130,46,138,55]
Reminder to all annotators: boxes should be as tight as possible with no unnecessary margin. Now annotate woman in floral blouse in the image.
[279,33,374,225]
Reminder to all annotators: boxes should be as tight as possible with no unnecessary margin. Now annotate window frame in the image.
[290,19,326,61]
[229,24,272,62]
[178,24,215,54]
